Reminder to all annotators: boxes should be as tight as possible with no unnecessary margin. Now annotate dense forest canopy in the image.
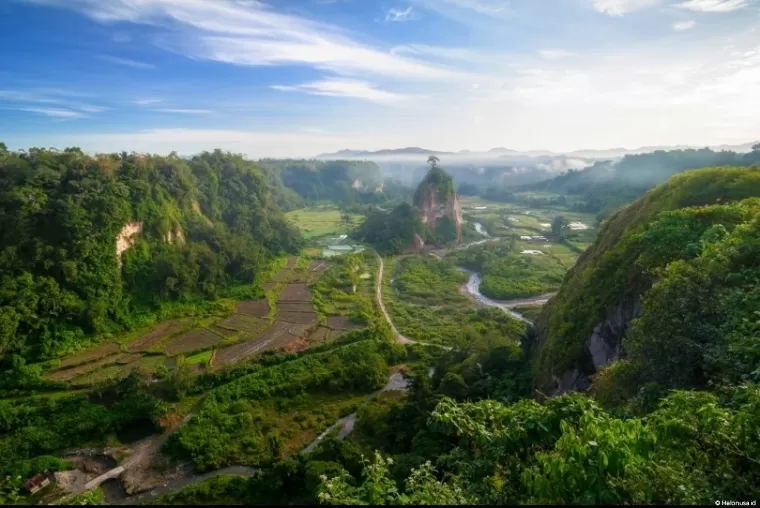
[0,146,301,363]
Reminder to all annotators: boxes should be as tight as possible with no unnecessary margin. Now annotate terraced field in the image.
[127,319,194,352]
[217,314,270,334]
[279,283,311,301]
[277,311,318,325]
[49,352,141,382]
[235,300,270,317]
[163,329,223,357]
[326,316,362,331]
[60,343,121,369]
[214,321,309,366]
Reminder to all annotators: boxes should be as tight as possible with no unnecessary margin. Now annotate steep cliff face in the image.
[413,167,463,243]
[532,167,760,397]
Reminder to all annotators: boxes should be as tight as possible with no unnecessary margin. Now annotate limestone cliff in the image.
[413,167,463,243]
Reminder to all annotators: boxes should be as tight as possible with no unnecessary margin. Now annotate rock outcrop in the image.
[116,222,143,267]
[413,167,463,243]
[550,295,642,396]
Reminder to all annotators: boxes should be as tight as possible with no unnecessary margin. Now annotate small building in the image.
[533,235,548,241]
[520,235,533,241]
[521,250,544,255]
[24,473,51,494]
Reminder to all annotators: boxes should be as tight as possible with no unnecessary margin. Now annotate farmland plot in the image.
[276,302,315,313]
[308,326,331,344]
[214,321,306,366]
[217,314,270,334]
[163,329,222,357]
[60,343,121,369]
[277,311,318,325]
[49,353,142,382]
[127,319,194,352]
[272,268,293,281]
[279,283,311,301]
[236,299,270,317]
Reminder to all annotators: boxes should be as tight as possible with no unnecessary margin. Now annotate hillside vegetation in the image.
[0,146,301,366]
[533,166,760,394]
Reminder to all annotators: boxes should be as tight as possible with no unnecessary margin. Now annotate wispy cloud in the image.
[134,98,164,106]
[677,0,750,12]
[98,55,155,69]
[22,0,463,80]
[19,107,87,118]
[673,20,697,30]
[272,78,413,104]
[0,88,106,114]
[438,0,510,14]
[385,6,418,22]
[155,108,213,114]
[391,44,475,61]
[592,0,660,16]
[538,49,576,60]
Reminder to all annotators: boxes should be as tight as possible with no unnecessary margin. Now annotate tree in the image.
[427,155,440,169]
[551,215,566,239]
[752,143,760,152]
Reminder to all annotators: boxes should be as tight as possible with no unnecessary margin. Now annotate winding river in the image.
[462,223,554,325]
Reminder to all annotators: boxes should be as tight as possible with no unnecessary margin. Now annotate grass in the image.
[186,350,214,366]
[286,207,364,239]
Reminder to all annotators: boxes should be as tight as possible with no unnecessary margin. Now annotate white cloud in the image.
[538,49,576,60]
[76,105,107,113]
[592,0,661,16]
[385,6,417,22]
[155,108,212,114]
[0,89,105,114]
[673,20,697,30]
[19,107,87,118]
[272,79,413,104]
[677,0,750,12]
[23,0,462,80]
[98,55,155,69]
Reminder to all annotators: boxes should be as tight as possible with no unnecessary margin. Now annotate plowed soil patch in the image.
[264,282,277,290]
[215,321,305,366]
[273,269,292,281]
[209,325,239,337]
[127,319,193,352]
[60,343,121,369]
[276,302,315,313]
[49,353,141,382]
[286,256,299,268]
[236,299,270,317]
[277,311,318,325]
[326,316,363,331]
[163,329,222,357]
[279,283,311,301]
[217,314,270,334]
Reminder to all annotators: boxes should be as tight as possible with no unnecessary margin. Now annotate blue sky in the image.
[0,0,758,157]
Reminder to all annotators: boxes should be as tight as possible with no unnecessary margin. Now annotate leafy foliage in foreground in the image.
[0,146,301,363]
[321,386,760,505]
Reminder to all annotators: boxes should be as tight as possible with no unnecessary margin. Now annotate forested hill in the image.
[520,147,760,217]
[0,145,301,362]
[532,165,760,396]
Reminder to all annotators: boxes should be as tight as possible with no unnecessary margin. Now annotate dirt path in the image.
[113,466,258,505]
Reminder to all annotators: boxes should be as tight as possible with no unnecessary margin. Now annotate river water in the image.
[460,223,552,325]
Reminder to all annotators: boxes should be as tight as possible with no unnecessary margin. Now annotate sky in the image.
[0,0,758,158]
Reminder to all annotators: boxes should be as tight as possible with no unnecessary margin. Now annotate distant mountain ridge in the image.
[316,141,758,160]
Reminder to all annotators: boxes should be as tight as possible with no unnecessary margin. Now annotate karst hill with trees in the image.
[0,144,301,365]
